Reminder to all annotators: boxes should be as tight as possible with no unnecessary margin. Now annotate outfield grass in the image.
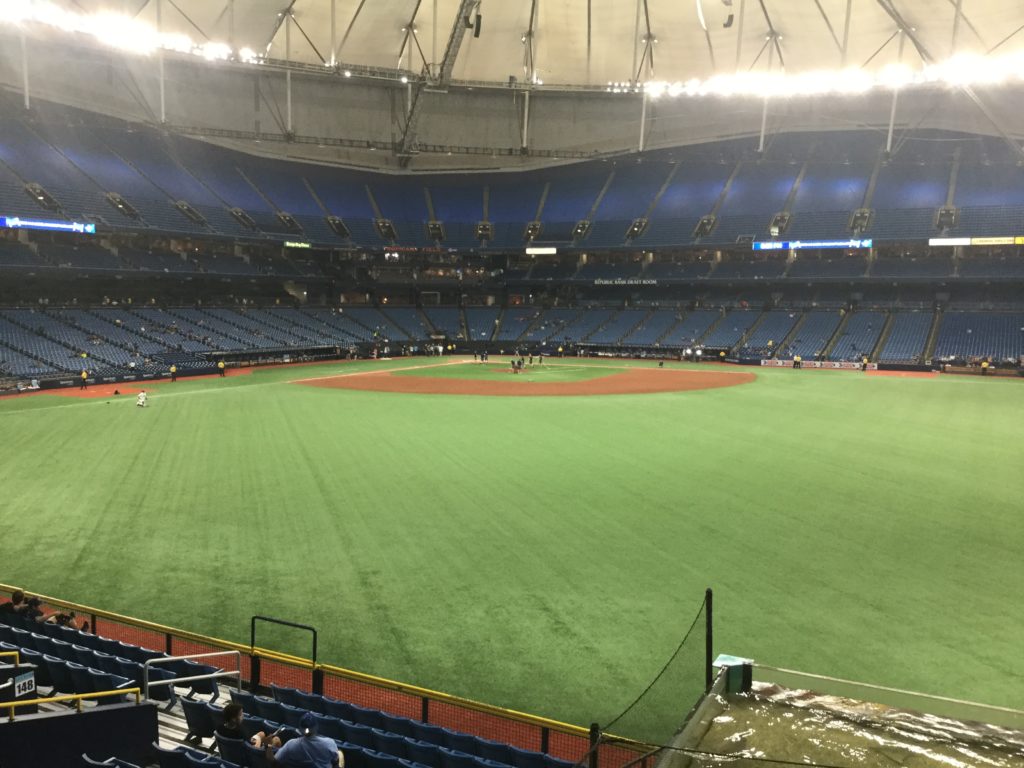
[1,358,1022,736]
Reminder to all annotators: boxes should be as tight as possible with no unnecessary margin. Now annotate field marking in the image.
[291,360,464,384]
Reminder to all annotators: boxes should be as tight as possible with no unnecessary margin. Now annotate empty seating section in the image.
[464,308,500,341]
[495,309,543,341]
[713,258,787,280]
[878,312,932,362]
[521,309,581,343]
[0,115,115,222]
[0,310,91,374]
[301,308,375,342]
[587,310,647,345]
[828,311,885,361]
[783,311,843,359]
[933,312,1024,360]
[238,686,575,768]
[0,239,45,267]
[120,247,196,273]
[555,309,616,342]
[382,308,433,339]
[660,310,720,347]
[741,311,800,356]
[133,307,235,351]
[788,256,868,279]
[871,256,953,278]
[620,310,680,346]
[644,261,712,280]
[423,308,464,339]
[702,310,760,348]
[344,308,412,342]
[201,308,303,347]
[959,256,1024,278]
[43,243,126,271]
[5,101,1024,246]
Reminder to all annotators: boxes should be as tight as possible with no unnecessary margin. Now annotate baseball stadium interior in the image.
[1,1,1024,767]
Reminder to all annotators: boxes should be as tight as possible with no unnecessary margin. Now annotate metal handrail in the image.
[1,688,142,721]
[143,651,242,700]
[0,651,20,666]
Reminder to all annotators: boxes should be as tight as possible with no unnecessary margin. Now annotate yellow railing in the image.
[0,650,20,665]
[2,688,142,721]
[0,583,634,748]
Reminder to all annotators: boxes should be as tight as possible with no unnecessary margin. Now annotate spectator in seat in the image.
[23,597,45,622]
[267,712,343,768]
[218,702,280,749]
[0,590,26,615]
[44,610,87,631]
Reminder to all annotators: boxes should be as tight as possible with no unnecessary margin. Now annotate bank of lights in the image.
[643,52,1024,99]
[5,0,256,62]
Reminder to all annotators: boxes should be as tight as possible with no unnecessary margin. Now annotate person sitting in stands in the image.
[44,610,87,631]
[23,597,45,622]
[218,702,281,748]
[0,590,26,615]
[267,712,343,768]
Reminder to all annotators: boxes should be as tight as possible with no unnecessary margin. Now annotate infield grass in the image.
[1,357,1022,737]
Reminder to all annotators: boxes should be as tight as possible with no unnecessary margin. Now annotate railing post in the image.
[588,723,600,768]
[251,653,261,689]
[90,614,97,634]
[312,666,324,696]
[165,632,173,655]
[705,587,714,693]
[421,696,430,723]
[540,726,550,755]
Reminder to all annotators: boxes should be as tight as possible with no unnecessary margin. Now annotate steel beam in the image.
[20,31,29,110]
[399,0,478,163]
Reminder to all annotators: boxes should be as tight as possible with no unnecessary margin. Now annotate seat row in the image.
[234,690,573,768]
[0,636,171,705]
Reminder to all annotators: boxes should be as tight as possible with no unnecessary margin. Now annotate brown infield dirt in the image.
[298,364,755,397]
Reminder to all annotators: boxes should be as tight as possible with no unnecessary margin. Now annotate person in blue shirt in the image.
[267,712,343,768]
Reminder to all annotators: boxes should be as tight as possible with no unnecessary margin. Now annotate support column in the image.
[638,90,648,152]
[885,32,905,155]
[758,97,769,153]
[330,0,337,67]
[521,90,531,150]
[20,31,30,110]
[285,13,293,134]
[157,0,166,123]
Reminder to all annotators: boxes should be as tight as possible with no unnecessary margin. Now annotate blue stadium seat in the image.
[322,696,356,720]
[81,756,116,766]
[17,647,49,686]
[411,722,447,747]
[279,702,306,728]
[214,733,248,766]
[153,742,191,768]
[443,730,479,757]
[229,687,257,710]
[295,689,327,714]
[44,655,74,693]
[382,713,416,738]
[244,741,272,768]
[254,695,284,722]
[342,721,376,749]
[372,728,408,758]
[477,739,515,766]
[313,712,346,741]
[365,751,405,768]
[181,697,218,742]
[71,643,96,666]
[270,683,300,707]
[114,657,141,686]
[509,747,547,768]
[405,738,443,768]
[240,714,271,740]
[479,759,512,768]
[351,703,385,729]
[439,748,478,768]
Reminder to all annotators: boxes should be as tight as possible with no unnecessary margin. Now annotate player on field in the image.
[136,390,148,408]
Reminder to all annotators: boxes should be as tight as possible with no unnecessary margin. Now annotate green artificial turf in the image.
[1,358,1022,739]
